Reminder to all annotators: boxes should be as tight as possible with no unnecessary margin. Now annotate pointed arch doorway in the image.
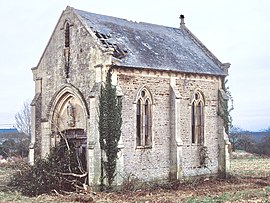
[48,85,90,181]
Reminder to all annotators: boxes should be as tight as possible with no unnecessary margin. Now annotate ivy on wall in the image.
[218,79,234,134]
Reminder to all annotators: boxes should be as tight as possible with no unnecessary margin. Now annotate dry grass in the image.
[231,156,270,177]
[0,153,269,202]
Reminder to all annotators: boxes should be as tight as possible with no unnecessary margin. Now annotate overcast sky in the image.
[0,0,270,131]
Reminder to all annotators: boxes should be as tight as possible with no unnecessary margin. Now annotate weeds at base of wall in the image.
[111,173,172,193]
[114,172,233,194]
[120,174,140,192]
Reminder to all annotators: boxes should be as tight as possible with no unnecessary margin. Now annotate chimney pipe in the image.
[180,14,185,28]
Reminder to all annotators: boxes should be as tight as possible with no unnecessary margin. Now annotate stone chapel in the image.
[30,6,231,186]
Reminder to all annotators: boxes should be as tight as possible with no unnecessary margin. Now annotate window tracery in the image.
[191,91,205,145]
[136,88,152,147]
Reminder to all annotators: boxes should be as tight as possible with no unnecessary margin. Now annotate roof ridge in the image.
[75,8,178,30]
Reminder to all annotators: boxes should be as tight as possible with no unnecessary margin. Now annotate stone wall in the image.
[35,9,104,122]
[31,8,112,185]
[176,74,221,176]
[116,68,224,181]
[117,69,171,181]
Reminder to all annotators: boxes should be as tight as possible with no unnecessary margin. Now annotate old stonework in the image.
[29,6,231,187]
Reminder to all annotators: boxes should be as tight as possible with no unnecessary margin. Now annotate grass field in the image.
[231,157,270,177]
[0,154,269,202]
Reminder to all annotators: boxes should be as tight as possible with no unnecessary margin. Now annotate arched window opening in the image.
[191,91,205,145]
[191,103,196,143]
[65,23,70,48]
[64,22,70,78]
[136,100,142,146]
[136,88,152,147]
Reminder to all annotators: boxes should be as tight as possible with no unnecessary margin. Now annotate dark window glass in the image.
[136,100,141,146]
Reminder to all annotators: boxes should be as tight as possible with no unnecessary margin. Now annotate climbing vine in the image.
[199,146,209,166]
[218,79,234,134]
[98,69,122,189]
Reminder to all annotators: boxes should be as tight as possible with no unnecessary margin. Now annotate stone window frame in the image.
[63,21,71,78]
[134,86,153,148]
[65,22,70,48]
[191,90,205,145]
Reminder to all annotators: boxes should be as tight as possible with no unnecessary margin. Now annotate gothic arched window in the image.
[191,91,205,145]
[65,22,70,48]
[64,22,70,78]
[136,88,152,147]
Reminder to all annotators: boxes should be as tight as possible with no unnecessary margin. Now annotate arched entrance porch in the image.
[46,85,96,185]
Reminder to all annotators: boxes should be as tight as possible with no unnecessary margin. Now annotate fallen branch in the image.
[58,172,88,178]
[52,189,61,196]
[0,184,15,189]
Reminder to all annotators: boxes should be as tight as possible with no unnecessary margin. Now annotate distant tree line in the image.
[0,134,29,159]
[229,126,270,156]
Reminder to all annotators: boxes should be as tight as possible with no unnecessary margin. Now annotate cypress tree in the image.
[99,69,122,189]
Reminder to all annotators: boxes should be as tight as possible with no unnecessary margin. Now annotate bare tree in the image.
[255,135,270,155]
[238,134,255,152]
[229,126,243,151]
[15,101,31,136]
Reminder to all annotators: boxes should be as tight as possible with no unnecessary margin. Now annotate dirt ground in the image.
[90,175,270,202]
[0,155,270,202]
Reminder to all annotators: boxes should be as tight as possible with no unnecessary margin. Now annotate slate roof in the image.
[74,8,226,76]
